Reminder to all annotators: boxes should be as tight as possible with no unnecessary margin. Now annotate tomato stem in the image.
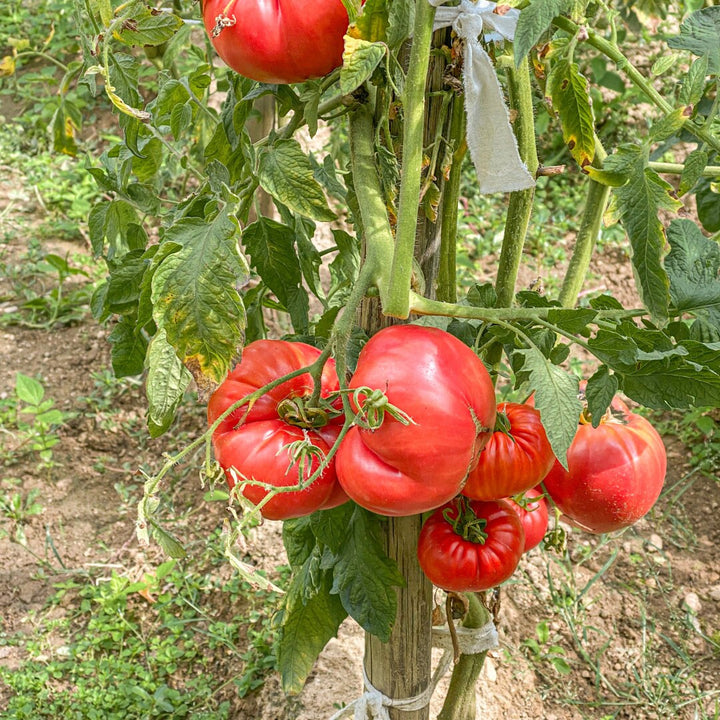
[445,498,488,545]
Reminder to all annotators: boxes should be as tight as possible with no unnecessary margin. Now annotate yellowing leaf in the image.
[0,55,16,78]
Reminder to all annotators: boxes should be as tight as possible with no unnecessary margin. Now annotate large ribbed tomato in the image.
[462,402,555,501]
[201,0,351,84]
[542,402,667,534]
[335,325,497,516]
[207,340,345,520]
[417,498,525,592]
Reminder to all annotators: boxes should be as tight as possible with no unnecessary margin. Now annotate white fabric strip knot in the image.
[429,0,535,194]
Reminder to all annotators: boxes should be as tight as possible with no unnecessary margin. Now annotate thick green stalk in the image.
[437,94,467,304]
[348,104,397,310]
[648,161,720,178]
[558,179,610,308]
[384,0,437,318]
[437,595,492,720]
[484,57,539,371]
[553,16,720,155]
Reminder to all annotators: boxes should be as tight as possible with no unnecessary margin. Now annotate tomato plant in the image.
[508,488,549,553]
[542,403,667,534]
[335,325,497,516]
[201,0,350,84]
[417,497,525,592]
[462,402,555,501]
[207,340,345,519]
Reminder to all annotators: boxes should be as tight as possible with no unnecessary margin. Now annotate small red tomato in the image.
[463,402,555,501]
[507,488,549,552]
[417,498,524,592]
[542,401,666,534]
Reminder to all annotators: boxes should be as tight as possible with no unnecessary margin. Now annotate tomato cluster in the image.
[207,327,667,592]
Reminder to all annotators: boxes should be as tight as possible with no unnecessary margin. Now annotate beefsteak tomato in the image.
[202,0,351,84]
[335,325,497,516]
[417,497,525,592]
[508,488,549,552]
[542,401,666,534]
[207,340,346,520]
[462,402,555,501]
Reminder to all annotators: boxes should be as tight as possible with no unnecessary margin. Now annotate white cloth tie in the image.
[429,0,535,194]
[328,619,498,719]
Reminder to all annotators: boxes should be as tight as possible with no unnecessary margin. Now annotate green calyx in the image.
[444,497,488,544]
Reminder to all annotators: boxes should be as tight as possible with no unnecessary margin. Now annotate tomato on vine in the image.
[335,325,497,516]
[507,488,549,552]
[462,401,555,502]
[202,0,351,84]
[542,400,667,534]
[207,340,346,520]
[417,497,525,592]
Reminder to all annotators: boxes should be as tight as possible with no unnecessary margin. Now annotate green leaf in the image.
[113,2,184,47]
[547,57,595,169]
[678,56,709,107]
[584,166,629,187]
[150,522,187,559]
[649,107,689,143]
[354,0,389,42]
[108,315,148,377]
[258,139,335,222]
[514,0,566,66]
[15,374,44,406]
[326,506,404,641]
[282,516,317,569]
[665,218,720,329]
[467,283,498,309]
[679,148,709,196]
[667,6,720,75]
[546,308,598,334]
[607,145,682,320]
[151,207,248,386]
[340,37,386,95]
[585,365,618,427]
[88,200,140,259]
[696,178,720,233]
[310,503,356,554]
[106,249,148,314]
[516,348,581,468]
[145,329,192,437]
[90,0,113,26]
[243,218,310,333]
[387,0,414,48]
[277,572,347,696]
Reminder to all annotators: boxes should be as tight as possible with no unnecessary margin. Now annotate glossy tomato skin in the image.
[463,402,555,501]
[335,325,497,516]
[202,0,350,84]
[207,340,344,520]
[508,488,549,552]
[213,421,336,520]
[417,499,524,592]
[542,406,666,534]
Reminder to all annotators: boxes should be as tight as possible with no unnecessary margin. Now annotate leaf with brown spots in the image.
[547,57,596,170]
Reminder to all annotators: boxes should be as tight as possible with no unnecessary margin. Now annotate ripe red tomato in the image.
[507,488,549,552]
[462,402,555,501]
[542,402,666,534]
[417,498,525,592]
[202,0,350,84]
[207,340,346,520]
[335,325,497,516]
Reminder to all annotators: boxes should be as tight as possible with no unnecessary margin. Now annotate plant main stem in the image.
[437,594,492,720]
[558,145,609,308]
[437,94,467,304]
[484,56,539,373]
[384,0,437,318]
